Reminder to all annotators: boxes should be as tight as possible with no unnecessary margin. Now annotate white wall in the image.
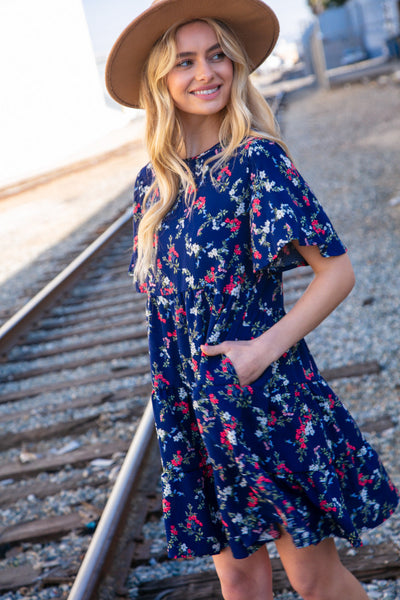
[351,0,400,57]
[0,0,127,187]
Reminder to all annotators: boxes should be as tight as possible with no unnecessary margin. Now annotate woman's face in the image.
[166,21,233,120]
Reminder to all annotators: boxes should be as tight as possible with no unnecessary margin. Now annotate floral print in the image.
[129,137,399,559]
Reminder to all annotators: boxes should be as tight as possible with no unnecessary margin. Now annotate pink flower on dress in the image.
[194,196,206,210]
[311,219,325,234]
[163,499,171,513]
[171,450,183,466]
[225,217,241,232]
[252,198,261,216]
[217,166,232,181]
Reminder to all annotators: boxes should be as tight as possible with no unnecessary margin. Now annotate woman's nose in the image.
[194,58,213,80]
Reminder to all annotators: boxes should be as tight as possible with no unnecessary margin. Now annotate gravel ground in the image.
[0,76,399,599]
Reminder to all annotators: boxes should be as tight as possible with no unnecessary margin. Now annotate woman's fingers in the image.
[200,339,269,387]
[200,343,226,356]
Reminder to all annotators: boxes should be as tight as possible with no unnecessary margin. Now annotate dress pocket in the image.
[198,353,241,388]
[192,354,273,463]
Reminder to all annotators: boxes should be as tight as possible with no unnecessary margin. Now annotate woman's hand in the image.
[200,337,273,387]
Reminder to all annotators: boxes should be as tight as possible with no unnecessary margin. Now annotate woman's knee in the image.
[213,545,273,600]
[288,564,369,600]
[284,555,360,600]
[218,566,259,600]
[276,532,348,600]
[287,569,331,600]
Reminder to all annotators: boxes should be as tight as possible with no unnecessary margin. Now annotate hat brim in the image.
[105,0,279,109]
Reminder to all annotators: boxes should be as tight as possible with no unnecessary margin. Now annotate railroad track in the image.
[0,210,157,598]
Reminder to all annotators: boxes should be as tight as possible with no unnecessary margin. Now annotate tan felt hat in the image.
[105,0,279,109]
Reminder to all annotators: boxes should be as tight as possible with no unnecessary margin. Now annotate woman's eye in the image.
[211,52,225,61]
[176,59,192,68]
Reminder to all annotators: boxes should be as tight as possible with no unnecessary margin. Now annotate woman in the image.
[106,2,399,598]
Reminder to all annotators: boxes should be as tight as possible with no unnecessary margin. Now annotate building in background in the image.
[303,0,400,72]
[0,0,127,189]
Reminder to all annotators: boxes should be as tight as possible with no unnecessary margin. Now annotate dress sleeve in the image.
[128,163,155,292]
[248,140,347,273]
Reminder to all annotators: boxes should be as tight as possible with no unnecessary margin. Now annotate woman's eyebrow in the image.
[176,43,221,59]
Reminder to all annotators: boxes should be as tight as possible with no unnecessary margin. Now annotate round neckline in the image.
[186,141,221,161]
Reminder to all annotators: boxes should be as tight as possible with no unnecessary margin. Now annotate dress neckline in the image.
[185,142,221,162]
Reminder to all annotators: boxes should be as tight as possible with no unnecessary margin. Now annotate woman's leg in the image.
[275,528,369,600]
[212,544,274,600]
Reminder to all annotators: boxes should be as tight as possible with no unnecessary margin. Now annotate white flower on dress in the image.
[231,513,244,524]
[213,542,222,553]
[220,486,233,501]
[309,462,320,472]
[264,179,275,192]
[157,428,167,441]
[186,243,201,256]
[231,285,241,298]
[162,275,173,287]
[261,221,271,235]
[235,201,245,216]
[189,303,198,316]
[207,331,220,343]
[227,430,237,446]
[305,421,315,436]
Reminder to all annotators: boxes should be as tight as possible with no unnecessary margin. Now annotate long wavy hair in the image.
[134,17,288,283]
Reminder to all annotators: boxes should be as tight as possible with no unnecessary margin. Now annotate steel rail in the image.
[0,208,132,357]
[67,397,155,600]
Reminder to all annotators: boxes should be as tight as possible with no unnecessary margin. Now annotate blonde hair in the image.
[134,18,288,283]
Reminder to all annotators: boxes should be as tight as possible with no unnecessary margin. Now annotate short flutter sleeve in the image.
[248,140,346,273]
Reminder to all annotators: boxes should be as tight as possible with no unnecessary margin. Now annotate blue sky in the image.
[83,0,313,58]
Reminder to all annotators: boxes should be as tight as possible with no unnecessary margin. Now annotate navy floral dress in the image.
[129,137,398,560]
